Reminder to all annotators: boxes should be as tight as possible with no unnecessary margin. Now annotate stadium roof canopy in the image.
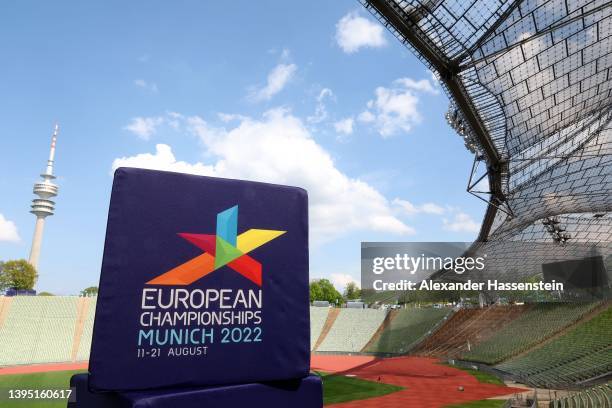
[362,0,612,281]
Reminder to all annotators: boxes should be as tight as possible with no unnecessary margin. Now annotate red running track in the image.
[2,356,525,407]
[0,362,87,376]
[312,355,526,408]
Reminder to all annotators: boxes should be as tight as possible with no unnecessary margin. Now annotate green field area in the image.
[444,400,506,408]
[316,372,403,405]
[0,369,84,407]
[440,366,507,408]
[0,369,404,407]
[442,364,505,386]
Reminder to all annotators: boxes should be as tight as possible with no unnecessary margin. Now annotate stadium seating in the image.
[317,308,387,353]
[309,307,329,350]
[76,298,97,361]
[497,306,612,388]
[0,296,78,365]
[413,306,528,358]
[1,296,609,395]
[363,307,450,354]
[463,302,600,364]
[549,382,611,407]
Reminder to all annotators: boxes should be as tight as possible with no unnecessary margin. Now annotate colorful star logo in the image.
[147,205,285,286]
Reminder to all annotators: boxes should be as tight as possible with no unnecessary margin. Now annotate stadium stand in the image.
[549,382,611,407]
[1,295,610,397]
[309,306,329,350]
[462,302,601,364]
[75,297,97,361]
[497,306,612,388]
[317,308,387,353]
[413,306,528,358]
[363,307,451,354]
[0,296,79,365]
[312,308,339,351]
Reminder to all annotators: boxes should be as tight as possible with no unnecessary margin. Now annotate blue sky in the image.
[0,1,485,294]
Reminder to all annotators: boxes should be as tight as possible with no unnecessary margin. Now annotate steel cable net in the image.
[362,0,612,282]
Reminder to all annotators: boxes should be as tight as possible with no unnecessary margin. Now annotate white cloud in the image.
[134,79,159,93]
[123,116,164,140]
[249,63,297,102]
[112,144,214,176]
[334,117,354,136]
[307,88,334,124]
[113,109,414,243]
[357,110,375,123]
[280,48,291,61]
[443,212,480,233]
[330,273,359,292]
[394,200,479,234]
[218,113,249,123]
[166,111,185,130]
[395,78,439,95]
[0,214,20,242]
[421,203,446,215]
[359,77,437,138]
[335,11,387,53]
[393,199,445,215]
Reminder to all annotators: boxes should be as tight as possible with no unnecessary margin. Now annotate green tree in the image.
[38,292,54,296]
[309,280,323,302]
[344,281,361,300]
[0,260,37,291]
[81,286,99,297]
[310,279,343,305]
[0,261,7,291]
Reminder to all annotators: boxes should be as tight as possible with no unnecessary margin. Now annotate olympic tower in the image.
[28,124,59,269]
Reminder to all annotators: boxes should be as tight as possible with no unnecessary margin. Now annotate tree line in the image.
[0,259,97,296]
[309,279,361,304]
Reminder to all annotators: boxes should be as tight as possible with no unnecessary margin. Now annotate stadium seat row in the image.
[413,306,528,358]
[497,306,612,388]
[549,382,611,407]
[316,308,387,353]
[463,302,600,364]
[363,308,451,354]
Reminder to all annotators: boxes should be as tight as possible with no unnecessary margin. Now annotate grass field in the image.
[316,372,403,404]
[440,366,507,408]
[442,364,506,386]
[0,369,85,407]
[444,400,506,408]
[436,364,505,408]
[0,369,404,407]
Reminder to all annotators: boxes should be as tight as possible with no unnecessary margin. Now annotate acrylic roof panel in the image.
[499,115,612,232]
[363,0,612,280]
[473,0,612,157]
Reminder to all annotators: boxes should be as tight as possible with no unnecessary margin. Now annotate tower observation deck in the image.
[28,124,59,270]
